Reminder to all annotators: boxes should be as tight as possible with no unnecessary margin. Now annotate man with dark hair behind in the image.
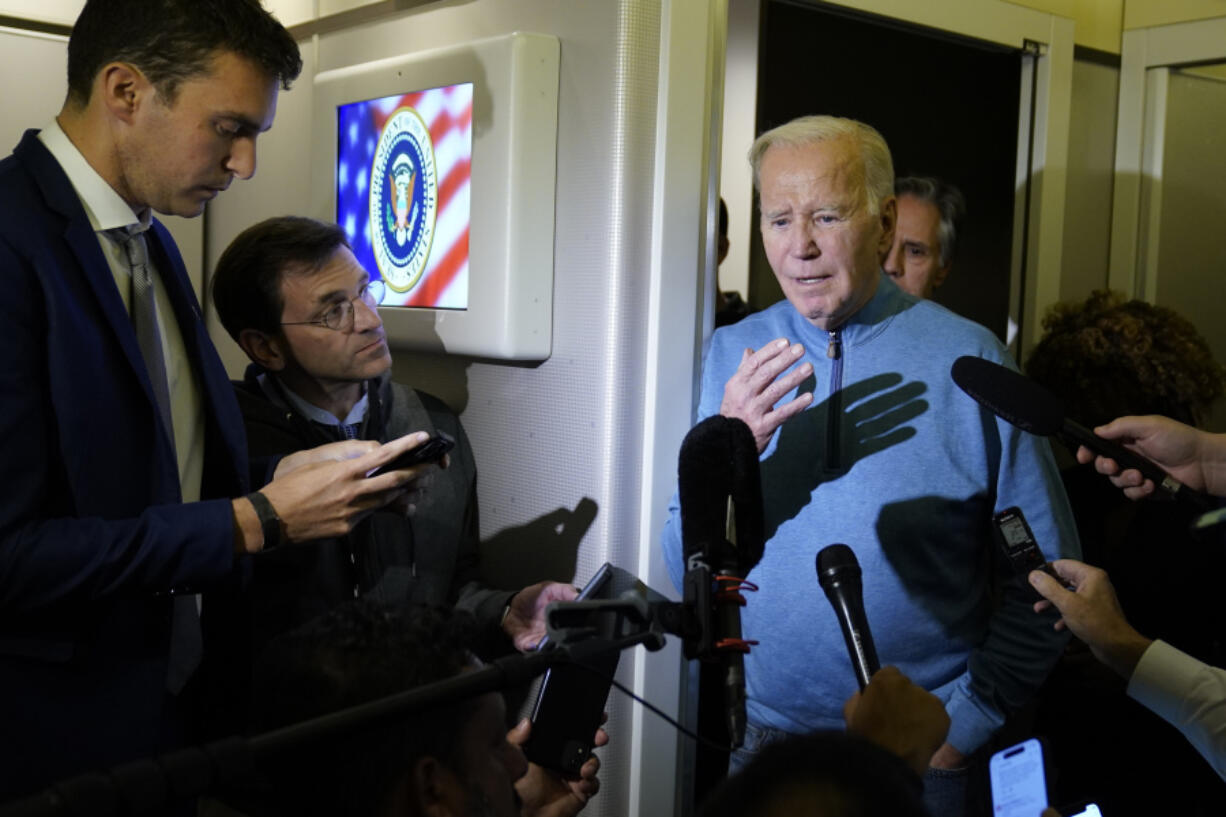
[1025,290,1226,812]
[206,216,577,728]
[0,0,429,798]
[883,175,965,300]
[250,601,599,817]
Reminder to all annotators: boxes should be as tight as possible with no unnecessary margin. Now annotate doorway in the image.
[1110,16,1226,430]
[746,0,1026,344]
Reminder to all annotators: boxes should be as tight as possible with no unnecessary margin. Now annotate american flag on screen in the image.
[336,82,472,309]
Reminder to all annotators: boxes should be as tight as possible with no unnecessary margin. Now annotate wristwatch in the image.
[245,490,282,549]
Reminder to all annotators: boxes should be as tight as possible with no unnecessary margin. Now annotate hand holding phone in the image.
[369,431,455,478]
[523,564,619,778]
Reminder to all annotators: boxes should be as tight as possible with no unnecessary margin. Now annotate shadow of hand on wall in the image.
[761,372,928,541]
[876,494,995,640]
[479,497,599,590]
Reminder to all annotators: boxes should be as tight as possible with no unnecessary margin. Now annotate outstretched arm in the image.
[1075,415,1226,500]
[1032,559,1226,783]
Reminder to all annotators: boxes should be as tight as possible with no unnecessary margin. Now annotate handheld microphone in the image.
[817,544,880,691]
[950,355,1213,510]
[677,415,764,748]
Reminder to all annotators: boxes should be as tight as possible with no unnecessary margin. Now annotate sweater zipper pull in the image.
[826,330,841,359]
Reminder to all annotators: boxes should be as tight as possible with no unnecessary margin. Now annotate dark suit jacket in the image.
[0,131,250,798]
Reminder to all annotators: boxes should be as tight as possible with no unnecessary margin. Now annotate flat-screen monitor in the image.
[312,33,559,360]
[336,83,473,310]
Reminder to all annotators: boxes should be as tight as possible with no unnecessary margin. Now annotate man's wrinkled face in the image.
[883,194,949,299]
[758,137,895,330]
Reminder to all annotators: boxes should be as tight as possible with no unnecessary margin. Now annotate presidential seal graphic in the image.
[369,106,438,293]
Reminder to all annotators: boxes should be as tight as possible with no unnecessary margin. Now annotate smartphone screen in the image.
[989,738,1048,817]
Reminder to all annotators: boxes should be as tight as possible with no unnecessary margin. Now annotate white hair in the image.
[748,115,894,215]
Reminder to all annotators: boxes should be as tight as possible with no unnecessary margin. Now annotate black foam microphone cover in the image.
[677,415,765,573]
[950,355,1210,508]
[817,544,880,691]
[950,355,1063,436]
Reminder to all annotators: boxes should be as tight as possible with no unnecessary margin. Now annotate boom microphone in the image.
[677,415,764,748]
[817,544,880,691]
[950,355,1213,510]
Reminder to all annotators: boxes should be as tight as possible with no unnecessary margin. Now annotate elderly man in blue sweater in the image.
[661,116,1079,816]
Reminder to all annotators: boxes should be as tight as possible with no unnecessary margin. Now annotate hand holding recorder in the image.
[1029,559,1153,680]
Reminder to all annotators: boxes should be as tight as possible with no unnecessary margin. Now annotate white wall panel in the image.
[0,0,80,25]
[203,1,716,814]
[0,24,205,297]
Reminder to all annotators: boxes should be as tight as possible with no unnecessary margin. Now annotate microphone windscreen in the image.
[816,543,859,589]
[679,416,737,561]
[950,356,1064,437]
[678,416,765,572]
[727,417,765,571]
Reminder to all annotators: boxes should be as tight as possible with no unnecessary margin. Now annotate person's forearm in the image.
[1096,626,1153,680]
[1128,640,1226,782]
[1199,430,1226,497]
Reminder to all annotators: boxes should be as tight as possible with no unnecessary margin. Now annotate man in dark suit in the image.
[0,0,428,799]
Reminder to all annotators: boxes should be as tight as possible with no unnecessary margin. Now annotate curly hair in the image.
[249,602,481,817]
[1025,290,1224,428]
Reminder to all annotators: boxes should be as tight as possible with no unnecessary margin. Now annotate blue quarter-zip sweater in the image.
[662,274,1079,754]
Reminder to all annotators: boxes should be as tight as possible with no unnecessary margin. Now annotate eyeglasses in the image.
[281,279,386,332]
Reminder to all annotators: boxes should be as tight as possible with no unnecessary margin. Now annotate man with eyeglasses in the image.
[206,216,579,737]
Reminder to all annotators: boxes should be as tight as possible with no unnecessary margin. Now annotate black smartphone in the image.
[369,431,455,478]
[523,563,618,778]
[992,506,1060,582]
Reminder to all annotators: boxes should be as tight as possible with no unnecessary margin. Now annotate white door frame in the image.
[639,0,728,814]
[1109,16,1226,299]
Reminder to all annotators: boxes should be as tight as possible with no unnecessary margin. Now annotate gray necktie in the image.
[112,227,199,693]
[115,227,175,448]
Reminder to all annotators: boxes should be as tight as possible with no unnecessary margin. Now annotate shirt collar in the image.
[259,372,370,427]
[795,271,909,344]
[38,119,152,234]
